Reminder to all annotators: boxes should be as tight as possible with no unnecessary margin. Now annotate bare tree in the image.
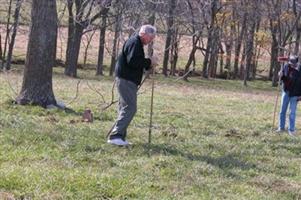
[233,11,247,79]
[6,0,23,70]
[109,0,123,76]
[266,0,301,86]
[243,10,257,86]
[162,0,176,76]
[96,6,110,75]
[1,0,13,69]
[65,0,107,77]
[0,34,2,62]
[202,0,220,78]
[16,0,58,107]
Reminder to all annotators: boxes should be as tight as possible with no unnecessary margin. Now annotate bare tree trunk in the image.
[147,2,156,57]
[294,26,301,55]
[269,25,279,85]
[2,0,13,68]
[233,13,247,79]
[252,18,261,80]
[170,28,179,76]
[293,0,301,55]
[16,0,57,107]
[110,14,121,76]
[6,0,22,70]
[64,0,88,77]
[202,0,218,78]
[225,13,235,72]
[208,29,219,78]
[183,35,200,81]
[162,0,176,76]
[96,9,109,76]
[225,42,232,71]
[240,45,246,80]
[0,34,2,62]
[83,30,96,68]
[65,23,84,77]
[219,52,224,76]
[244,19,256,86]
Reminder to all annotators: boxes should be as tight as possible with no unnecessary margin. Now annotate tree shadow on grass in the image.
[137,143,257,173]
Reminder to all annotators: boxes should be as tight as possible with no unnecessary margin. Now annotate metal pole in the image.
[272,58,286,130]
[148,69,155,144]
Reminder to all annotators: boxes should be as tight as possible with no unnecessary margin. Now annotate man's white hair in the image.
[139,25,156,36]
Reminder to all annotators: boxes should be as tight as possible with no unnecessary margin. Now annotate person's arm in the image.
[280,64,288,81]
[126,42,151,70]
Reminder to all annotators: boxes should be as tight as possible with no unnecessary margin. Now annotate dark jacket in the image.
[115,34,151,85]
[281,63,301,97]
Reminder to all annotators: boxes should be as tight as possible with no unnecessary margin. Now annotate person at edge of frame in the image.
[277,55,301,136]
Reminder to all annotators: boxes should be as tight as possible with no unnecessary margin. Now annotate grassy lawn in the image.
[1,67,301,199]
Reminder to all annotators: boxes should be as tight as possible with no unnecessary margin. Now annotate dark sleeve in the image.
[125,42,151,70]
[281,64,288,81]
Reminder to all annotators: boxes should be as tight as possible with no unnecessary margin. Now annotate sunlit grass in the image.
[1,67,301,199]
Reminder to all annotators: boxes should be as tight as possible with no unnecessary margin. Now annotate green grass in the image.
[1,67,301,199]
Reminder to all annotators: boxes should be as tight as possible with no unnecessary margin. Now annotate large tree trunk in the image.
[16,0,57,107]
[6,0,22,70]
[162,0,176,76]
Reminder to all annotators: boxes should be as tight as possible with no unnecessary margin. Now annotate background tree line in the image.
[0,0,301,88]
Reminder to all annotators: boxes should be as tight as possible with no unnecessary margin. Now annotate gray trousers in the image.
[109,77,138,140]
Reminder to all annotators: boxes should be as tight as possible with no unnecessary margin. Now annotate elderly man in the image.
[108,25,157,146]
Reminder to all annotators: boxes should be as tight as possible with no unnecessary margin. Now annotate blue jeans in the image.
[279,91,298,132]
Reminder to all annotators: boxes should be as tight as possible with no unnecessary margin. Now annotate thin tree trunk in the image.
[240,45,246,80]
[170,29,179,76]
[0,34,2,62]
[294,26,301,55]
[162,0,176,76]
[6,0,22,70]
[147,3,156,57]
[110,14,121,76]
[83,30,96,68]
[2,0,13,68]
[244,20,256,86]
[219,52,224,76]
[96,9,108,76]
[233,13,247,79]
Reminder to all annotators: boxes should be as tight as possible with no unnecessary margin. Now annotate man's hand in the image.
[150,55,159,67]
[278,70,283,78]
